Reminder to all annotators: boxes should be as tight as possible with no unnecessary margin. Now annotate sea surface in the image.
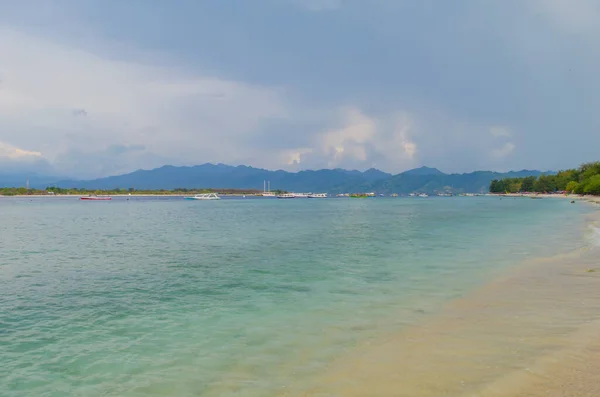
[1,196,598,397]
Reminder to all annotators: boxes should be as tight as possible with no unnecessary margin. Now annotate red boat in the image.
[80,196,112,201]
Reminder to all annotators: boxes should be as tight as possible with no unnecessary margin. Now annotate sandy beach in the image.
[294,200,600,397]
[496,193,600,206]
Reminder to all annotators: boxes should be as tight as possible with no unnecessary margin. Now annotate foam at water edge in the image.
[582,206,600,248]
[590,225,600,247]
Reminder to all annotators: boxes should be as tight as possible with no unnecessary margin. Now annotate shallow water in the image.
[0,196,596,396]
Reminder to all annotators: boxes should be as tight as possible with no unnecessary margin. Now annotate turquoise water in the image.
[0,197,593,396]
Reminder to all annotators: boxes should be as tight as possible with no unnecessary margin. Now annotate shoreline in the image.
[0,193,256,198]
[3,192,599,202]
[492,192,600,206]
[297,203,600,396]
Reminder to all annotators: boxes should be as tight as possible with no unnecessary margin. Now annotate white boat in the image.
[262,192,276,197]
[409,193,417,197]
[418,193,429,198]
[186,193,220,200]
[308,193,327,198]
[292,192,310,198]
[277,193,295,199]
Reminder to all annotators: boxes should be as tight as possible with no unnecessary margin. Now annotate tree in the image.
[579,162,600,181]
[583,175,600,195]
[520,176,536,192]
[489,179,503,193]
[533,175,557,193]
[554,170,577,191]
[565,181,579,194]
[506,178,522,193]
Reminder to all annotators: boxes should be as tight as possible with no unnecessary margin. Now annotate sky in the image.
[1,0,600,178]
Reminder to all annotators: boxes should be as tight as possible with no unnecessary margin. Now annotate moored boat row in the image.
[276,193,328,198]
[79,191,487,201]
[276,193,295,199]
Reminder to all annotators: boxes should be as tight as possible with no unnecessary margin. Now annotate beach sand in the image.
[498,193,600,206]
[292,205,600,397]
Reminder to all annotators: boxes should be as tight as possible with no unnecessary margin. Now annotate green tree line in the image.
[489,162,600,195]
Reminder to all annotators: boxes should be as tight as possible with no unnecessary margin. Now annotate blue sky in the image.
[1,0,599,178]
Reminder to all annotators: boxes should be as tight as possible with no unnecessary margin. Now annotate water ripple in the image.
[0,197,592,396]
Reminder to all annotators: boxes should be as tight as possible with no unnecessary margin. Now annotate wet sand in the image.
[296,211,600,396]
[497,193,600,206]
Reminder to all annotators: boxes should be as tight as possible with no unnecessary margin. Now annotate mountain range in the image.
[0,172,65,189]
[1,163,550,194]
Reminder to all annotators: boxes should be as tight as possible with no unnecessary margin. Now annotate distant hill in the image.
[48,163,549,194]
[53,163,392,192]
[364,169,550,194]
[0,173,68,189]
[400,166,445,176]
[362,168,394,181]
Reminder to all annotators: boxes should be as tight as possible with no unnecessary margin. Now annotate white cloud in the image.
[4,0,588,178]
[319,107,375,165]
[0,141,42,159]
[0,28,287,177]
[377,112,418,160]
[0,27,425,176]
[489,126,515,159]
[492,142,516,159]
[282,108,418,171]
[281,147,314,165]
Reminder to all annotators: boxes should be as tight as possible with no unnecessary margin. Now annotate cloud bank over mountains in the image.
[1,0,599,178]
